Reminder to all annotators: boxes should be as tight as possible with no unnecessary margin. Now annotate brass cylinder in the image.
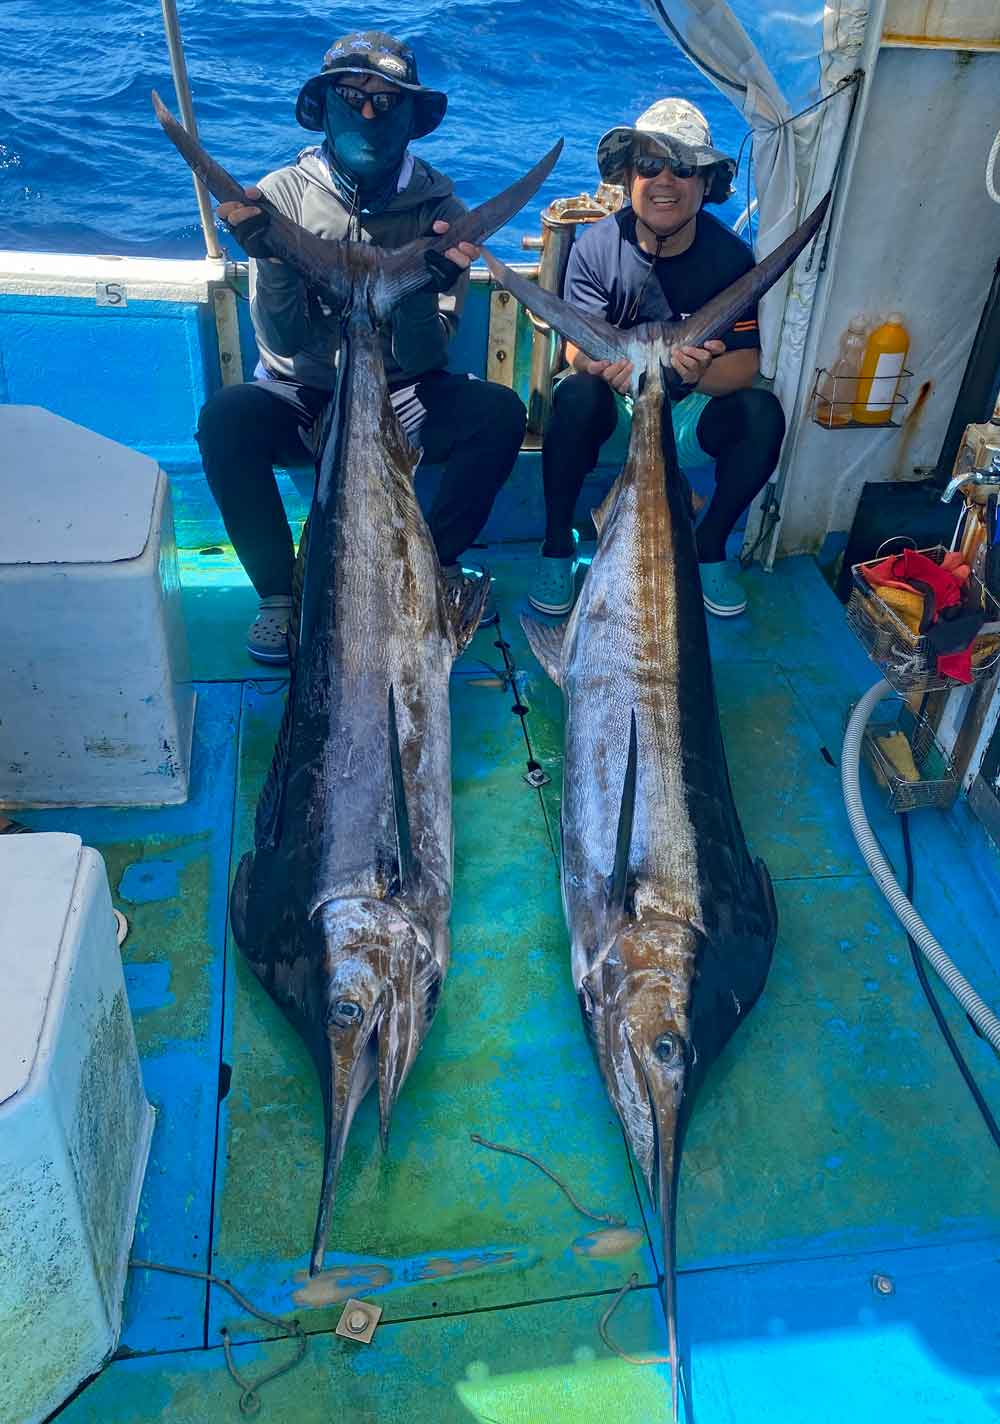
[523,189,624,436]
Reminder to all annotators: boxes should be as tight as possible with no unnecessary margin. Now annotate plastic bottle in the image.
[815,318,868,428]
[852,313,909,425]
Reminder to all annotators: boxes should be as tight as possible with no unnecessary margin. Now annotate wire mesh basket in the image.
[846,544,1000,694]
[858,696,959,813]
[810,369,911,429]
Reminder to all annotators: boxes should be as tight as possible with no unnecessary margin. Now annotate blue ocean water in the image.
[0,0,753,260]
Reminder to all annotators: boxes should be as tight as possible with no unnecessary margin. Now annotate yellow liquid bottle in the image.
[852,313,908,426]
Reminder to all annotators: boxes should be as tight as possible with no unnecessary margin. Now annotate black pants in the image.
[541,373,786,563]
[196,372,526,599]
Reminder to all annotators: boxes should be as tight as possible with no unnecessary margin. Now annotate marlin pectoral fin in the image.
[446,567,492,655]
[387,686,415,896]
[481,249,630,366]
[666,191,832,353]
[610,712,638,914]
[520,614,567,686]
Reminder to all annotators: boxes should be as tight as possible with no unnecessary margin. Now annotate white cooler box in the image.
[0,405,195,807]
[0,832,154,1423]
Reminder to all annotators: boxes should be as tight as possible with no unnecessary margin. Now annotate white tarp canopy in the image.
[639,0,868,398]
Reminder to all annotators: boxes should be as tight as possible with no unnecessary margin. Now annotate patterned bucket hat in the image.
[296,31,447,139]
[597,99,736,203]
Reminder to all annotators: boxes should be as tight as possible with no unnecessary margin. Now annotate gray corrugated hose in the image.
[841,679,1000,1051]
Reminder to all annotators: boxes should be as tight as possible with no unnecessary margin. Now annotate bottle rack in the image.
[809,369,913,430]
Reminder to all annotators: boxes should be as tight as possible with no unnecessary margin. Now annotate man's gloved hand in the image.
[226,209,272,259]
[424,218,477,292]
[424,248,463,293]
[217,185,273,259]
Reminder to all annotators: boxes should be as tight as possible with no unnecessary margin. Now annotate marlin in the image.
[482,192,829,1418]
[154,93,562,1275]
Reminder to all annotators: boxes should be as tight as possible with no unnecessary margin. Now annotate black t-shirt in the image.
[563,207,760,352]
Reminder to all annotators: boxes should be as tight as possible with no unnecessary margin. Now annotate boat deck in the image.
[37,542,1000,1423]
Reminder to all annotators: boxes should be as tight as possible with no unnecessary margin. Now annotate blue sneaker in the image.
[700,561,748,618]
[529,538,578,615]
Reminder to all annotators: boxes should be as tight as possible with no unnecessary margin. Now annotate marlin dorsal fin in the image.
[611,711,638,913]
[387,686,414,894]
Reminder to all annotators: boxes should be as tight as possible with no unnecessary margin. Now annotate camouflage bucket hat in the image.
[597,99,736,203]
[296,31,448,139]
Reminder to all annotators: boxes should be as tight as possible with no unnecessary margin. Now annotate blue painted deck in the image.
[25,535,1000,1423]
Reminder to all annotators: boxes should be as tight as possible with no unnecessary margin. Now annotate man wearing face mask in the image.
[196,32,527,664]
[529,99,786,621]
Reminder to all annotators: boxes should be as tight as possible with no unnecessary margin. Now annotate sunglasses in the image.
[332,82,403,115]
[634,154,699,181]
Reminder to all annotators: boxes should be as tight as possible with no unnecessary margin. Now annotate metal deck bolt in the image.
[335,1297,382,1344]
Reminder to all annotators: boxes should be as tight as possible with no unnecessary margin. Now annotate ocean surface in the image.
[0,0,754,261]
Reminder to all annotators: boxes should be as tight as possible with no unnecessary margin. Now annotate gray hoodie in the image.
[251,146,469,391]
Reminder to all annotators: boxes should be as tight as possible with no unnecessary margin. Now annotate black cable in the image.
[900,811,1000,1151]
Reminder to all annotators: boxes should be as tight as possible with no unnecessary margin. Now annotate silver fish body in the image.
[232,304,473,1274]
[488,195,830,1418]
[152,92,564,1275]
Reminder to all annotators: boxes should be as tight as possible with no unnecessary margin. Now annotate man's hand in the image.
[217,184,263,228]
[431,218,479,270]
[582,357,634,394]
[565,341,633,394]
[422,218,478,293]
[670,339,726,388]
[217,184,276,260]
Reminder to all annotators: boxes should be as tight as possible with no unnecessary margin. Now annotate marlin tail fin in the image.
[483,192,832,373]
[481,248,630,366]
[378,141,564,312]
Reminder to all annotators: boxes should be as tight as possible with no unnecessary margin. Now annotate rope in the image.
[597,1273,674,1366]
[129,1259,307,1415]
[470,1133,625,1226]
[988,128,1000,206]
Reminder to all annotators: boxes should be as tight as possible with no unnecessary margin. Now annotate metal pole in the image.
[159,0,223,259]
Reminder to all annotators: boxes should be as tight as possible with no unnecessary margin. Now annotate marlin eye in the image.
[332,998,363,1027]
[654,1033,680,1064]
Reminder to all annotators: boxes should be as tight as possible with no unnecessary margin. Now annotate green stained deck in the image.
[30,547,1000,1423]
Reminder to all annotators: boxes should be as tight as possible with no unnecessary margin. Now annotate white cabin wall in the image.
[777,43,999,556]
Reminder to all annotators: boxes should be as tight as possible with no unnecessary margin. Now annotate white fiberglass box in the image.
[0,405,194,807]
[0,833,154,1423]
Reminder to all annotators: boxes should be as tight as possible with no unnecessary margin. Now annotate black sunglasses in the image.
[634,154,699,181]
[332,82,403,115]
